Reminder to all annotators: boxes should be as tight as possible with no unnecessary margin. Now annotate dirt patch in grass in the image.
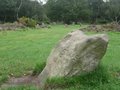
[1,75,40,89]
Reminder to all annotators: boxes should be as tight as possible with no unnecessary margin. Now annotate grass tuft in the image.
[2,85,37,90]
[32,62,46,76]
[0,75,8,85]
[45,65,110,89]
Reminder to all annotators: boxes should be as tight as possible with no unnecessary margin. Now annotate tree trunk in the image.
[16,0,23,20]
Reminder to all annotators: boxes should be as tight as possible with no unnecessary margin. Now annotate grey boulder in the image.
[38,30,109,86]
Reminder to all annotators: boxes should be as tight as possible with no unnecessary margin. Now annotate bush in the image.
[18,17,37,27]
[18,17,28,26]
[27,19,37,27]
[96,19,109,24]
[43,18,50,24]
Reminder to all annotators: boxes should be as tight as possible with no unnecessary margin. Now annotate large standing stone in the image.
[38,30,108,86]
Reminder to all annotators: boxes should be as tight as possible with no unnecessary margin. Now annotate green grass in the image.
[0,25,120,90]
[45,66,110,89]
[2,85,37,90]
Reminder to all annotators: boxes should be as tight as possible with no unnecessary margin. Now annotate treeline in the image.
[0,0,45,22]
[45,0,120,24]
[0,0,120,24]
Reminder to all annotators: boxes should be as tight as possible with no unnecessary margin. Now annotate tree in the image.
[0,0,45,22]
[106,0,120,23]
[45,0,91,24]
[88,0,105,23]
[0,0,17,22]
[16,0,23,20]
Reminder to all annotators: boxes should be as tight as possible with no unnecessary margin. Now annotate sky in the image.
[40,0,46,4]
[103,0,108,2]
[40,0,108,4]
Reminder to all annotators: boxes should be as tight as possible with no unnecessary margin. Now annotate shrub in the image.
[96,19,109,24]
[27,19,37,27]
[18,17,28,26]
[18,17,37,27]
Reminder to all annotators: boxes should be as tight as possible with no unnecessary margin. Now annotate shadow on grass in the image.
[32,61,46,76]
[45,65,110,89]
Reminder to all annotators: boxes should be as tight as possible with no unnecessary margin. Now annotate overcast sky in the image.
[41,0,46,4]
[40,0,108,4]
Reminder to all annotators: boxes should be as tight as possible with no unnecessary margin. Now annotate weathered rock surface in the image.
[38,30,109,86]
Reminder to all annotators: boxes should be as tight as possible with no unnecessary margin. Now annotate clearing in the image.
[0,25,120,90]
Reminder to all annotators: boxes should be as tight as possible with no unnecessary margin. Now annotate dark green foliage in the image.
[0,0,120,24]
[0,0,45,22]
[96,19,109,24]
[45,0,92,24]
[45,0,120,24]
[18,0,44,21]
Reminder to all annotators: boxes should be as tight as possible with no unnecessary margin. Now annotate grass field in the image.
[0,25,120,90]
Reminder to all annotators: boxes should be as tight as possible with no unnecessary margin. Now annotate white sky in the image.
[40,0,108,4]
[103,0,108,2]
[40,0,46,4]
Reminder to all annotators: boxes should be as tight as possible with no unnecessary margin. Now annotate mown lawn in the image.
[0,25,120,90]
